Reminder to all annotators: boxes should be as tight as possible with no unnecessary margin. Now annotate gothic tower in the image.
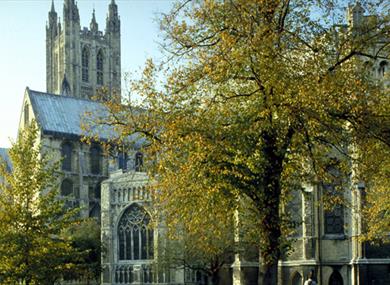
[46,0,121,100]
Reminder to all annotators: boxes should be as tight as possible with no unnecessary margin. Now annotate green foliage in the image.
[0,122,78,285]
[62,219,102,284]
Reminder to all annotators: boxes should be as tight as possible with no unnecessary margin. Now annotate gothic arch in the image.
[61,141,73,171]
[81,46,90,82]
[329,270,343,285]
[90,144,101,175]
[89,202,100,219]
[291,271,303,285]
[117,203,154,261]
[96,49,104,85]
[378,60,388,77]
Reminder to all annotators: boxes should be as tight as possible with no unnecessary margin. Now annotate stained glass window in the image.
[118,204,154,260]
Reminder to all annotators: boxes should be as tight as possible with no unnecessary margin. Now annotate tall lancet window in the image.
[61,142,72,171]
[97,49,104,85]
[118,204,154,260]
[82,47,89,82]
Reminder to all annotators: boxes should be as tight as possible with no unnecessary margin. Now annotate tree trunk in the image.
[258,261,278,285]
[211,271,219,285]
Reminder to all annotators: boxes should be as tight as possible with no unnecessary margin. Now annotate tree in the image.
[0,122,77,285]
[63,219,102,285]
[94,1,389,284]
[157,211,235,285]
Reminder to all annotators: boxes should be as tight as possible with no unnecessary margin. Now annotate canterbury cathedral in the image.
[0,1,388,285]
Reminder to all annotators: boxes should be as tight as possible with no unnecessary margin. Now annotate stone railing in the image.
[113,263,177,285]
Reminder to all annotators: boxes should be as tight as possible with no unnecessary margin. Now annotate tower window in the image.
[90,144,101,175]
[118,204,154,260]
[61,179,73,196]
[97,49,104,85]
[82,47,89,82]
[61,142,72,171]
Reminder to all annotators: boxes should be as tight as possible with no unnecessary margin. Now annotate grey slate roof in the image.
[27,89,145,147]
[0,148,11,171]
[28,89,114,140]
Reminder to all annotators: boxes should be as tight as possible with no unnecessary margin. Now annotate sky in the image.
[0,0,174,148]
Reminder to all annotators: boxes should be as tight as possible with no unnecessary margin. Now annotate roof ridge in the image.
[28,89,101,104]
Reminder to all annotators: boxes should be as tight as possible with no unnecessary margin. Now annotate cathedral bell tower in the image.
[46,0,121,100]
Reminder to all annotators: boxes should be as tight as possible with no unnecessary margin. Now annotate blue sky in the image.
[0,0,174,147]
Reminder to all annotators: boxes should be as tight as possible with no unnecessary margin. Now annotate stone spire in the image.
[106,0,120,34]
[90,9,99,33]
[63,0,80,23]
[47,0,57,35]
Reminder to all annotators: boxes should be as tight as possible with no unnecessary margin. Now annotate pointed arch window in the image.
[291,272,303,285]
[97,49,104,85]
[379,61,388,77]
[118,204,154,260]
[82,47,90,82]
[61,179,73,196]
[329,270,343,285]
[90,144,101,175]
[324,184,344,235]
[61,142,72,171]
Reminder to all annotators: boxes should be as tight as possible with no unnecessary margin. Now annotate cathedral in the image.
[1,1,389,285]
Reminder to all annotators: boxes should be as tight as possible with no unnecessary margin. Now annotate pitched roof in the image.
[27,89,114,140]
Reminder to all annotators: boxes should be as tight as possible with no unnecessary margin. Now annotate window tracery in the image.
[82,47,89,82]
[118,204,154,260]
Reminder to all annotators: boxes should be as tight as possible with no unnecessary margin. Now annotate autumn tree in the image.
[93,1,389,284]
[157,210,235,285]
[0,122,77,285]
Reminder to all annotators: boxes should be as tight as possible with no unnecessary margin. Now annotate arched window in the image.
[96,49,104,85]
[379,61,388,77]
[291,272,302,285]
[82,47,89,82]
[118,204,154,260]
[118,152,128,171]
[24,103,29,126]
[61,142,72,171]
[325,204,344,235]
[61,179,73,196]
[89,202,100,219]
[329,270,343,285]
[90,144,101,175]
[95,182,101,199]
[135,152,143,172]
